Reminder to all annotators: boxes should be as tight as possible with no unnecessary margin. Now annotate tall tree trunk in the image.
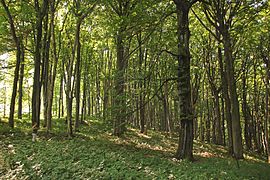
[18,42,25,119]
[261,47,270,163]
[223,30,243,159]
[200,81,205,142]
[242,60,252,150]
[46,1,58,133]
[265,65,270,163]
[138,33,145,133]
[64,19,79,137]
[81,79,87,123]
[58,75,64,119]
[174,1,195,161]
[96,63,101,116]
[32,17,42,135]
[218,43,233,154]
[58,75,63,119]
[113,26,127,136]
[42,11,50,127]
[1,0,21,128]
[221,97,226,145]
[75,22,81,131]
[32,0,48,138]
[103,51,109,121]
[213,92,222,145]
[66,84,73,137]
[205,47,222,145]
[206,89,211,143]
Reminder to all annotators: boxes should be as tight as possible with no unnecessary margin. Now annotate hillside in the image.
[0,118,269,179]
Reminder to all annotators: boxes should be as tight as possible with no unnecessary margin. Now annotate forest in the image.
[0,0,270,179]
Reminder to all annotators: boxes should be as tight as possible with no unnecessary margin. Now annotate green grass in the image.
[0,117,270,179]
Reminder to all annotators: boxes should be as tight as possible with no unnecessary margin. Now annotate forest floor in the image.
[0,117,270,180]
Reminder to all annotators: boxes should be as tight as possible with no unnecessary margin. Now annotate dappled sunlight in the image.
[1,119,270,179]
[103,127,178,156]
[244,153,267,163]
[196,151,215,158]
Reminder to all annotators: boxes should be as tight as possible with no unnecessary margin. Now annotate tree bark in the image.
[242,60,252,150]
[75,22,81,131]
[138,33,145,133]
[46,1,58,133]
[223,30,243,159]
[58,75,64,119]
[206,89,211,143]
[218,43,233,154]
[174,0,195,161]
[18,42,25,119]
[32,0,48,136]
[1,0,21,128]
[81,79,87,123]
[113,29,126,136]
[42,9,51,128]
[213,92,222,144]
[265,64,270,163]
[261,45,270,163]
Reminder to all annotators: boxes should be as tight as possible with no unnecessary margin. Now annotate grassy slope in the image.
[0,118,270,180]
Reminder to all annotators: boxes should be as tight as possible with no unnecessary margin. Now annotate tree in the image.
[173,0,199,161]
[32,0,48,140]
[1,0,22,128]
[202,0,244,159]
[73,1,97,132]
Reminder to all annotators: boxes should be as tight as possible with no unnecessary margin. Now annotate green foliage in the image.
[1,119,270,179]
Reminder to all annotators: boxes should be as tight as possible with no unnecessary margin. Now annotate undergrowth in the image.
[0,117,270,179]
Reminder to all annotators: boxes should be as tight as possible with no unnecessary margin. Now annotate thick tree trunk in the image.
[223,31,243,159]
[174,1,194,161]
[32,11,44,135]
[113,30,126,136]
[31,0,48,140]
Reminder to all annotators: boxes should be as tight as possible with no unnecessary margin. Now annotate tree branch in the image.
[191,8,221,42]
